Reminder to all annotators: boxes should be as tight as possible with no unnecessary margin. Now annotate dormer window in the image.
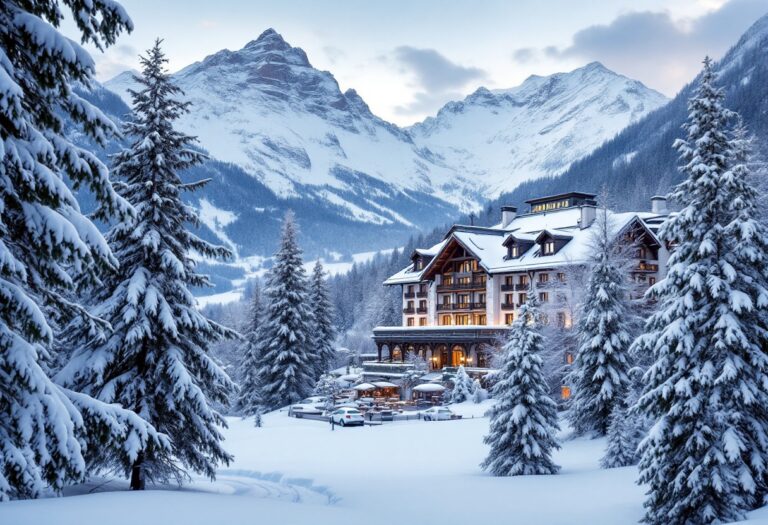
[509,245,520,258]
[415,258,424,270]
[543,241,555,255]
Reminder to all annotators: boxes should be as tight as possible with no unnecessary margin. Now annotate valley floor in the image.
[3,402,768,525]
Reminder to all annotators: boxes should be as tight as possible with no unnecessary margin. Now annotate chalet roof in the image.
[384,207,664,285]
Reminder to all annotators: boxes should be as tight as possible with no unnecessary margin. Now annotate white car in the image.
[330,407,365,427]
[289,396,328,417]
[422,407,454,421]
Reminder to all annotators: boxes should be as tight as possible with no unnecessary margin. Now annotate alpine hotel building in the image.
[368,192,671,398]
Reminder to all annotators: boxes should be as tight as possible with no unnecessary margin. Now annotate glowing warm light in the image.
[561,386,571,400]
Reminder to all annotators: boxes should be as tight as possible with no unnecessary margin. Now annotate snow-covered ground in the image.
[4,403,768,524]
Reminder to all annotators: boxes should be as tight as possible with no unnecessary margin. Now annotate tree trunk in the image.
[130,452,145,490]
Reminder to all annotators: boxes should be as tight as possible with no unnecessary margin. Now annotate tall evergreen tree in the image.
[236,281,265,419]
[481,294,560,477]
[57,41,236,491]
[0,0,170,501]
[309,260,336,380]
[257,212,315,410]
[567,206,633,436]
[634,57,768,524]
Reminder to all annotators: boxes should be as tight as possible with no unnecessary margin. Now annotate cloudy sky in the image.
[67,0,768,126]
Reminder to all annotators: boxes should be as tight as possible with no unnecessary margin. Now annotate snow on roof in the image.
[385,207,663,283]
[384,239,447,285]
[414,383,446,392]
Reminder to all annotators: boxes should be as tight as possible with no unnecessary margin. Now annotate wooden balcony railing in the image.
[404,292,416,299]
[417,307,428,314]
[636,262,659,272]
[403,307,415,314]
[501,302,516,310]
[436,302,486,312]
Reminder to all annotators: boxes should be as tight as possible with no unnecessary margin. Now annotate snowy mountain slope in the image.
[482,12,768,214]
[105,29,666,225]
[105,29,480,218]
[409,62,669,197]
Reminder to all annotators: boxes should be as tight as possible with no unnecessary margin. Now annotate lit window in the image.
[557,273,566,282]
[505,313,515,325]
[561,386,571,399]
[539,273,549,283]
[407,318,415,326]
[566,352,574,364]
[419,318,427,326]
[509,245,519,258]
[543,241,555,255]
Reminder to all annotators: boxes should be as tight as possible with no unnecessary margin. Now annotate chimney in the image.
[579,204,596,229]
[651,195,668,215]
[501,206,517,228]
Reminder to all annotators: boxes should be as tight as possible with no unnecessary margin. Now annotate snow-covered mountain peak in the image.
[409,63,668,197]
[102,30,668,258]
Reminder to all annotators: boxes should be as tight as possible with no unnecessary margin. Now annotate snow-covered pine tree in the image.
[235,280,265,419]
[313,373,340,413]
[309,260,337,380]
[481,296,560,477]
[635,57,768,524]
[472,379,488,404]
[567,202,633,436]
[56,41,236,491]
[257,212,315,410]
[600,397,640,469]
[450,365,475,404]
[0,0,173,501]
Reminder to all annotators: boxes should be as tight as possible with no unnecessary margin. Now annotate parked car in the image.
[422,406,454,421]
[288,396,327,417]
[330,407,365,427]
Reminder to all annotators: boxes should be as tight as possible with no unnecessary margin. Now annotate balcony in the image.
[515,283,529,291]
[636,262,659,272]
[501,283,515,291]
[417,307,428,314]
[416,291,428,298]
[436,280,487,292]
[501,302,516,310]
[404,292,416,299]
[403,307,415,314]
[436,302,486,312]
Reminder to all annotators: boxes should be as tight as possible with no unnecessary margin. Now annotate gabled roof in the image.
[502,231,537,247]
[384,207,664,285]
[534,229,574,243]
